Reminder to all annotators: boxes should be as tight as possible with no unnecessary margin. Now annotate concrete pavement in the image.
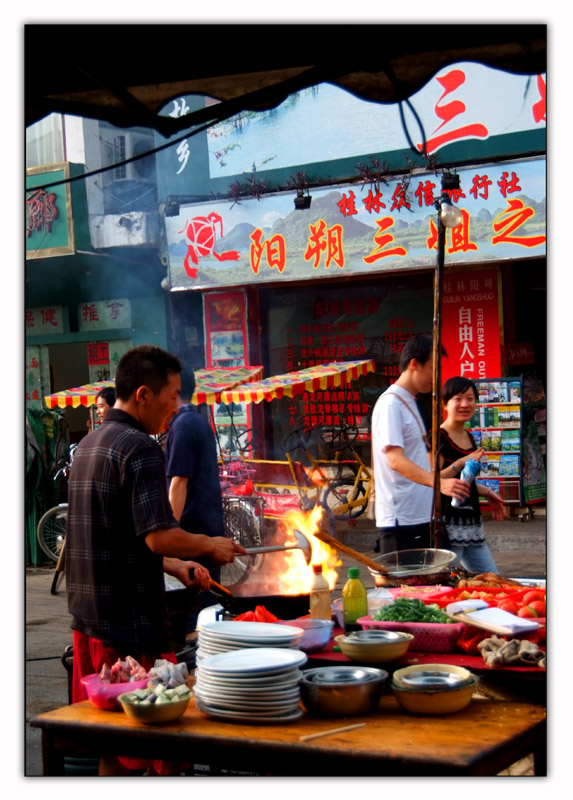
[24,512,546,777]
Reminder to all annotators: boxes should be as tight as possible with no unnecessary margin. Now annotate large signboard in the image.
[165,158,546,291]
[157,63,545,196]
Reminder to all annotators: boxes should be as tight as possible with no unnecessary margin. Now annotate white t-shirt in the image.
[371,385,433,527]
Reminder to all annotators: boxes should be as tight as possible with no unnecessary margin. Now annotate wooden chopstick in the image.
[299,723,366,742]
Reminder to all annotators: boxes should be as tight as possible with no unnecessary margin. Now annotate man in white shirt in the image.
[371,334,470,553]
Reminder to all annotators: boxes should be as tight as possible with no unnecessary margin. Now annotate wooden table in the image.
[30,695,546,777]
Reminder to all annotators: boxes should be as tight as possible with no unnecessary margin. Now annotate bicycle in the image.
[36,444,76,594]
[284,425,373,519]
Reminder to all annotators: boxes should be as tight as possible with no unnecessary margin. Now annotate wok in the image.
[207,580,311,619]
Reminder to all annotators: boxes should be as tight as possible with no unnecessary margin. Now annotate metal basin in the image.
[300,666,388,716]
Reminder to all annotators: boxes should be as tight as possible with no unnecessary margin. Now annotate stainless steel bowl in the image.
[344,630,410,643]
[400,670,466,689]
[300,666,388,716]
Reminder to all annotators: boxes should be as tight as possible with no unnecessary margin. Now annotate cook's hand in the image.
[208,536,248,565]
[163,557,211,592]
[441,477,471,502]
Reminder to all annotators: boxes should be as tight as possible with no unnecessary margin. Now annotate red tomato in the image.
[517,605,538,618]
[528,600,546,617]
[523,590,545,605]
[498,600,518,615]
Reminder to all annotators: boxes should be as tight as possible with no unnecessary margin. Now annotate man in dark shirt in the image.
[165,368,225,630]
[66,345,245,773]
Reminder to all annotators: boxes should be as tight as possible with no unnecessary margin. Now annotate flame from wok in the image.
[278,505,341,594]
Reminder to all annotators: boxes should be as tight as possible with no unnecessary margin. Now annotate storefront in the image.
[157,61,546,503]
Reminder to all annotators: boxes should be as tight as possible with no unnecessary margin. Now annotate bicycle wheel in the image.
[235,427,265,457]
[318,425,359,457]
[37,504,68,563]
[321,480,366,520]
[221,499,264,586]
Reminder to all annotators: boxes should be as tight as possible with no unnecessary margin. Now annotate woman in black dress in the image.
[439,377,505,573]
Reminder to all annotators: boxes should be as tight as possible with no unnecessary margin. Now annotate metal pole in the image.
[431,199,446,547]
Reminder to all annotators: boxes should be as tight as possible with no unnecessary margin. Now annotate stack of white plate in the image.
[194,647,307,723]
[196,620,304,662]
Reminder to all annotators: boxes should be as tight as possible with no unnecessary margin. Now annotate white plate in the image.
[201,621,304,639]
[195,677,301,695]
[194,688,299,711]
[195,668,304,687]
[194,684,300,702]
[197,637,302,653]
[199,631,301,648]
[195,699,304,724]
[197,648,307,676]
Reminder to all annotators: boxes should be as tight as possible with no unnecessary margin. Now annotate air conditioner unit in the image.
[112,133,156,183]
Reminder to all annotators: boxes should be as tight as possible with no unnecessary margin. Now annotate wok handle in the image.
[243,544,300,556]
[209,578,234,598]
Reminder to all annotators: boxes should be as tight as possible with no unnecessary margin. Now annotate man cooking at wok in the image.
[65,344,246,775]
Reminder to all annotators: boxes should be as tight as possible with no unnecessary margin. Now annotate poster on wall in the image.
[203,291,251,456]
[204,291,248,367]
[87,339,132,383]
[440,268,502,385]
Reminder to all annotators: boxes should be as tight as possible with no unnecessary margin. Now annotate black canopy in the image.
[25,23,546,136]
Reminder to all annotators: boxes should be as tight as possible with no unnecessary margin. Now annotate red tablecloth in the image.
[306,627,545,675]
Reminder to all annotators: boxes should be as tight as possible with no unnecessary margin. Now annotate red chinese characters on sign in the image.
[532,75,546,124]
[337,191,358,217]
[26,189,58,237]
[418,69,489,154]
[492,199,546,248]
[304,220,345,269]
[363,217,407,263]
[441,269,501,385]
[82,304,100,323]
[249,229,287,274]
[427,210,478,255]
[87,343,110,366]
[106,301,124,321]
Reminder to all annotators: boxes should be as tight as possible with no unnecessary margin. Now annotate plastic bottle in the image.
[309,564,332,620]
[451,459,481,507]
[342,567,368,632]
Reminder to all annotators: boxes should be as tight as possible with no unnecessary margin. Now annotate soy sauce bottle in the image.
[309,564,332,620]
[342,567,368,633]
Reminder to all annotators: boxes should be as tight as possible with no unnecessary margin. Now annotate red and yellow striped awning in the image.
[219,360,375,405]
[192,366,264,405]
[44,379,116,409]
[44,366,265,409]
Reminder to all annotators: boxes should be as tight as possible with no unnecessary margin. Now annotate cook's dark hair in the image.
[442,376,478,404]
[96,387,116,406]
[399,333,433,372]
[115,345,182,401]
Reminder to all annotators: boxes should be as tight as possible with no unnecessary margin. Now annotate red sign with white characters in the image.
[441,269,501,386]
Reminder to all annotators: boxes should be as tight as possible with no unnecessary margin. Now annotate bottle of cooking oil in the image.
[309,564,332,620]
[342,567,368,632]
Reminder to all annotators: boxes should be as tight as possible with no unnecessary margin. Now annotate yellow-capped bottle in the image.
[309,564,332,620]
[342,567,368,632]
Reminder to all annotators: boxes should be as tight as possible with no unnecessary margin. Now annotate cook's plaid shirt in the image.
[66,409,178,652]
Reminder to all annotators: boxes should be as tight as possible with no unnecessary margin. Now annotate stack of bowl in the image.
[390,663,479,715]
[300,666,388,717]
[334,629,414,664]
